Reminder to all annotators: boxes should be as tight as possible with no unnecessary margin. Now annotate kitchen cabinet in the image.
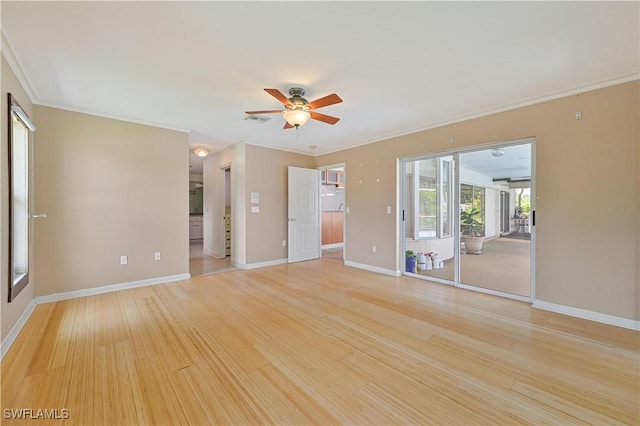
[322,170,344,187]
[190,215,203,240]
[322,211,344,245]
[224,215,231,256]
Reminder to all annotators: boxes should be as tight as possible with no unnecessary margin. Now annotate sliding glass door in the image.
[402,154,455,282]
[401,140,534,300]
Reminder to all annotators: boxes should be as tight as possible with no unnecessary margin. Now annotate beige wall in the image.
[203,143,246,264]
[317,81,639,321]
[2,55,636,343]
[203,143,314,267]
[1,57,35,341]
[32,106,190,296]
[245,144,314,265]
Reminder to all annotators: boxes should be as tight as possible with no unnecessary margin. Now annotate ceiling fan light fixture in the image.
[282,109,311,127]
[491,148,505,157]
[193,147,209,157]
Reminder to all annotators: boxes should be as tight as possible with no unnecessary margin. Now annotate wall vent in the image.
[244,115,271,123]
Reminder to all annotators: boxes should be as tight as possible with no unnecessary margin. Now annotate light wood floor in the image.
[2,257,638,425]
[189,241,238,277]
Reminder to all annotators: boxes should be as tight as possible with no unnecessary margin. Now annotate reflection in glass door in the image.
[402,155,455,282]
[458,143,532,298]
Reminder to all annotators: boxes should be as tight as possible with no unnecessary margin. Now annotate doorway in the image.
[401,140,534,300]
[287,166,321,263]
[189,166,236,277]
[320,164,345,261]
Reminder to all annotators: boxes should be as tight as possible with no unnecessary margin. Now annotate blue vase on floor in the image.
[406,256,417,273]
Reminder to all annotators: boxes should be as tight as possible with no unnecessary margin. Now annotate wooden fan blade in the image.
[283,122,294,129]
[307,93,342,110]
[245,110,282,115]
[264,88,290,105]
[310,111,340,125]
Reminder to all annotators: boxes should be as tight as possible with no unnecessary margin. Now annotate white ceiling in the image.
[460,143,531,180]
[2,2,638,174]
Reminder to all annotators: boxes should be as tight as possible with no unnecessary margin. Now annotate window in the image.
[8,93,35,302]
[460,184,485,237]
[406,156,453,239]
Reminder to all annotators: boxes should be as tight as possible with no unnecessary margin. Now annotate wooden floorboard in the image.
[2,257,638,425]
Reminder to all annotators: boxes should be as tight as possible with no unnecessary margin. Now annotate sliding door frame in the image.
[399,138,536,303]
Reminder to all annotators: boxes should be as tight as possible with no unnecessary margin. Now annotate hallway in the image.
[189,242,238,277]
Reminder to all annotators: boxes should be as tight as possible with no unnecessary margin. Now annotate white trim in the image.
[529,140,537,302]
[322,243,344,250]
[246,258,287,270]
[317,74,640,156]
[456,283,532,303]
[1,273,190,359]
[243,140,311,157]
[33,100,189,134]
[11,104,36,131]
[533,300,640,331]
[1,298,37,360]
[405,271,456,287]
[2,28,188,134]
[202,249,223,258]
[344,260,401,277]
[34,273,191,305]
[1,29,38,103]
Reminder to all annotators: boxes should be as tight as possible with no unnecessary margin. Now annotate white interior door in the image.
[288,166,320,263]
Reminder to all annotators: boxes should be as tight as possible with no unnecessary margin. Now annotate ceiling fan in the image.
[245,87,342,129]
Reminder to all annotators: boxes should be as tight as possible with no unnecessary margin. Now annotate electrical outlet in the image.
[154,252,161,261]
[120,255,128,265]
[282,240,287,247]
[372,245,377,253]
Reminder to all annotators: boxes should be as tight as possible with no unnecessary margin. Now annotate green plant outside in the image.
[460,208,483,237]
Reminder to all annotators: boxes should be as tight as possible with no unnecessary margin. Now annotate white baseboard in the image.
[344,260,401,277]
[34,273,191,305]
[1,298,37,360]
[203,249,224,258]
[533,300,640,331]
[234,258,287,270]
[322,243,344,250]
[2,273,191,360]
[457,283,532,303]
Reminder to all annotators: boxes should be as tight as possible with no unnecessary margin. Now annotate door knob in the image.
[31,214,47,219]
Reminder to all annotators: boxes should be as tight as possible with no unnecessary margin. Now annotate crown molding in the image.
[316,73,640,157]
[1,27,38,103]
[34,100,190,134]
[2,26,189,134]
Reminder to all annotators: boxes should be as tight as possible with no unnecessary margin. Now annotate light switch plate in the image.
[251,206,260,213]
